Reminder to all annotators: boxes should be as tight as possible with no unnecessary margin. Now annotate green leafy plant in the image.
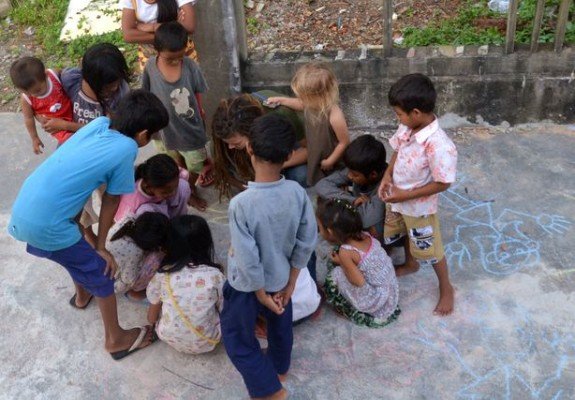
[9,0,138,71]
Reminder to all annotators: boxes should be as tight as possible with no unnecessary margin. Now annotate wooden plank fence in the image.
[381,0,573,55]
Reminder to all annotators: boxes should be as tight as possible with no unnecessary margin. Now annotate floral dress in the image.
[147,264,224,354]
[324,233,401,328]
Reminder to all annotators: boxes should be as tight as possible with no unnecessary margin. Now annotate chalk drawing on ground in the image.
[415,304,575,400]
[441,177,571,276]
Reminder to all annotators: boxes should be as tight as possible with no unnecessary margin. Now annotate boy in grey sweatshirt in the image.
[221,113,317,400]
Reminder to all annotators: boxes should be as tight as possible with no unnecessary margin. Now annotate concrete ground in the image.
[1,113,574,400]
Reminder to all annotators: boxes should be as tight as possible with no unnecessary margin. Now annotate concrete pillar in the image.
[0,0,11,17]
[193,0,247,135]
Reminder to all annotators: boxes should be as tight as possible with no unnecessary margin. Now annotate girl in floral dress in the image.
[318,199,401,328]
[147,215,224,353]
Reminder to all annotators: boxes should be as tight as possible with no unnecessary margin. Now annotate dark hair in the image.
[110,89,169,138]
[211,95,264,199]
[317,199,363,244]
[158,215,223,273]
[343,135,388,178]
[82,43,130,114]
[10,57,46,90]
[111,212,169,251]
[135,154,179,187]
[154,21,188,52]
[156,0,179,23]
[388,73,436,113]
[249,113,296,164]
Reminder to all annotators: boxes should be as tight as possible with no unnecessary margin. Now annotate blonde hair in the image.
[291,63,339,119]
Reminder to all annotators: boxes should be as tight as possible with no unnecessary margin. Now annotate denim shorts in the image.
[27,238,114,297]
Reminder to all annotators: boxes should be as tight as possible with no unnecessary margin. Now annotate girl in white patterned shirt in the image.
[147,215,224,354]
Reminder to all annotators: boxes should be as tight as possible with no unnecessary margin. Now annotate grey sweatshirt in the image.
[227,177,317,292]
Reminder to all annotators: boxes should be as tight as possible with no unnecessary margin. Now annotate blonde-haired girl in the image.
[268,63,350,186]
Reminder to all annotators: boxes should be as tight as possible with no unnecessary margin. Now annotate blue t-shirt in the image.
[8,117,138,251]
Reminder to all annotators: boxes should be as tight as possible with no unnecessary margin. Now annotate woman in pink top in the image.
[115,154,191,222]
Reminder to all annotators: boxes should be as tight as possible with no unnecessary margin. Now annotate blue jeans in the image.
[282,164,307,188]
[221,282,293,397]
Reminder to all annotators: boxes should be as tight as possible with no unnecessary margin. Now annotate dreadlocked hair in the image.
[211,95,265,200]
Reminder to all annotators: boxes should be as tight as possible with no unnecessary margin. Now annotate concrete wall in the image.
[192,0,247,135]
[242,45,575,126]
[194,2,575,127]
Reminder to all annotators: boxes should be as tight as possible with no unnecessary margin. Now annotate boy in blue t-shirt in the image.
[221,114,317,399]
[8,90,169,360]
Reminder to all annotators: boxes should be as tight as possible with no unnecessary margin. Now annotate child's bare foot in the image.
[253,387,288,400]
[394,261,419,276]
[255,317,267,339]
[434,283,455,316]
[188,192,207,211]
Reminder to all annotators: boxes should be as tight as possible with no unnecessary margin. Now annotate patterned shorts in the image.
[384,208,445,265]
[153,139,208,174]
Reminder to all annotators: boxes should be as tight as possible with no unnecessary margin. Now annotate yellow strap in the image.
[165,274,220,345]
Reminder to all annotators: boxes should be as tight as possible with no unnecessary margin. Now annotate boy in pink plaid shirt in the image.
[378,74,457,315]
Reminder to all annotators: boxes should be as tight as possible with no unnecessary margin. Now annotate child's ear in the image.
[134,130,150,147]
[368,171,379,181]
[246,142,254,157]
[411,108,422,117]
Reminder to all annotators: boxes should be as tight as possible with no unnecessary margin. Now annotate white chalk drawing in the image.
[441,178,571,276]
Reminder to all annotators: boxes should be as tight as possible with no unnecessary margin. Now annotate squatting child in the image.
[8,90,169,359]
[315,135,388,241]
[378,73,457,316]
[318,199,400,328]
[142,21,212,211]
[10,57,74,153]
[221,113,317,400]
[147,215,225,354]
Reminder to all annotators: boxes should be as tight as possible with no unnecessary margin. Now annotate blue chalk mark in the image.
[441,178,571,276]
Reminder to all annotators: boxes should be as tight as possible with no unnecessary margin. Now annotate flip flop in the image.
[69,293,93,309]
[110,325,157,361]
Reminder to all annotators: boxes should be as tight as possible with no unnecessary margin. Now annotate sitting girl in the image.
[115,154,190,222]
[147,215,225,354]
[107,212,169,297]
[318,199,400,328]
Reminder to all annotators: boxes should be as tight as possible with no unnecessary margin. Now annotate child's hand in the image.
[275,280,296,307]
[265,97,283,108]
[257,292,285,315]
[353,194,370,207]
[320,158,334,171]
[32,137,44,154]
[330,249,341,265]
[383,186,410,203]
[137,22,157,33]
[378,174,393,201]
[41,118,67,134]
[97,248,119,279]
[178,8,186,21]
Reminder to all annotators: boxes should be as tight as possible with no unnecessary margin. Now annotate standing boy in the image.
[142,21,212,211]
[378,74,457,316]
[8,90,169,359]
[221,114,317,399]
[315,134,388,240]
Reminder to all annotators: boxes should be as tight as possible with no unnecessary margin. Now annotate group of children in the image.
[9,15,457,400]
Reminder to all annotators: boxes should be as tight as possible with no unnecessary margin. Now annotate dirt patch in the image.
[244,0,464,52]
